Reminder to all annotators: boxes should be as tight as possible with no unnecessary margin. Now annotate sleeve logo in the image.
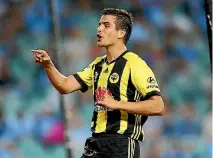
[147,77,156,83]
[147,77,158,89]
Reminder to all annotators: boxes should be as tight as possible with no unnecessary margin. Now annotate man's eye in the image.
[105,25,110,27]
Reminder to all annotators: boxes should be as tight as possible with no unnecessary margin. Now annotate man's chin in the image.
[97,42,105,47]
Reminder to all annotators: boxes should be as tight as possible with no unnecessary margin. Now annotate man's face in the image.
[97,15,122,47]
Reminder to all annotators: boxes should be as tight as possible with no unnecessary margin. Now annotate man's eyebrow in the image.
[98,22,110,25]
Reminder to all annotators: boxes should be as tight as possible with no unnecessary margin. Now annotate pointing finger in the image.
[31,50,44,54]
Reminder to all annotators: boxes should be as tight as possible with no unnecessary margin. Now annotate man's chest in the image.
[92,61,130,89]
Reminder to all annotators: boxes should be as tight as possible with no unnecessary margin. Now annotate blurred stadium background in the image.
[0,0,211,158]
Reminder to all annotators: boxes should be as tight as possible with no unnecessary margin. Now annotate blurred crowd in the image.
[0,0,211,158]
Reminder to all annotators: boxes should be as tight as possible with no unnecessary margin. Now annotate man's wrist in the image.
[42,60,53,69]
[115,101,123,110]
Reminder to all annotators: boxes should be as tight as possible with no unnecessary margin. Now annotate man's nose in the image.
[97,25,103,32]
[97,28,101,33]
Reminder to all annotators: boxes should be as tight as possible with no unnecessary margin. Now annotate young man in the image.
[32,8,164,158]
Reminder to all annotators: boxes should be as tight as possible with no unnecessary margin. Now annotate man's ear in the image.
[118,29,126,39]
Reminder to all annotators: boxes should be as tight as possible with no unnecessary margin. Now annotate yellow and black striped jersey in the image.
[73,50,161,141]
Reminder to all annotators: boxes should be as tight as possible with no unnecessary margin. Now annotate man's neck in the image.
[106,44,127,63]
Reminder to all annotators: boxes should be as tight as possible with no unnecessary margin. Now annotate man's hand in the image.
[96,93,120,110]
[32,49,51,67]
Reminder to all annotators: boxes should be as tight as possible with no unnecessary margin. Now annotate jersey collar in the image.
[105,50,129,65]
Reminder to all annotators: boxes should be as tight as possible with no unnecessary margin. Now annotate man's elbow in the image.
[158,108,164,116]
[59,90,69,94]
[157,102,165,116]
[58,78,74,94]
[57,85,71,94]
[58,87,73,94]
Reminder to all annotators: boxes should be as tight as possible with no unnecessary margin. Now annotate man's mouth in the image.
[97,34,102,42]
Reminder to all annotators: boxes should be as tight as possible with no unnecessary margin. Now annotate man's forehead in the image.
[99,15,116,23]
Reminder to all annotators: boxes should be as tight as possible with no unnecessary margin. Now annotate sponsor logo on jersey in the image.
[95,86,113,112]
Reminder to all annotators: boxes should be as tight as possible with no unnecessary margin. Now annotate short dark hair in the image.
[100,8,133,44]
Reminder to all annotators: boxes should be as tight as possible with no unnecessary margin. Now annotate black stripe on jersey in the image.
[73,74,89,93]
[126,72,137,102]
[91,59,104,132]
[106,57,127,132]
[93,58,105,101]
[123,113,136,136]
[107,57,127,100]
[123,71,137,136]
[141,91,161,101]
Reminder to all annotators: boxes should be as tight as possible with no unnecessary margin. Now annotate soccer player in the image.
[32,8,164,158]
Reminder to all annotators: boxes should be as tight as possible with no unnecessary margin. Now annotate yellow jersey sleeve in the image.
[73,57,102,92]
[130,58,161,99]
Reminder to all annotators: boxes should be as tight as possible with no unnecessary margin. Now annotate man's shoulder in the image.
[124,52,146,66]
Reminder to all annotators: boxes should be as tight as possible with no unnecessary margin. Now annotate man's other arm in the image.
[97,94,164,116]
[117,95,164,116]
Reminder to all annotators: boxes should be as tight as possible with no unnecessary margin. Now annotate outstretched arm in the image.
[32,49,82,94]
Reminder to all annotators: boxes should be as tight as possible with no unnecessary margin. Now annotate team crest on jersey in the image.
[109,73,119,84]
